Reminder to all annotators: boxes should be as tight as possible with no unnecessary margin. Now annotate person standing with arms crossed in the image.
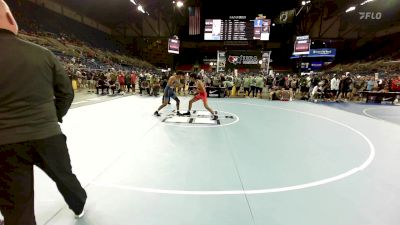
[0,2,86,224]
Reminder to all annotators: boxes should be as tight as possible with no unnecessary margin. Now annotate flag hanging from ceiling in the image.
[189,6,200,35]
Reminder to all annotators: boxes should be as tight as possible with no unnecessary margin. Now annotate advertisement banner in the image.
[310,62,324,70]
[293,35,311,55]
[261,51,272,74]
[225,51,261,70]
[168,39,180,54]
[217,51,226,72]
[291,48,336,58]
[309,48,336,57]
[254,18,271,41]
[227,55,259,65]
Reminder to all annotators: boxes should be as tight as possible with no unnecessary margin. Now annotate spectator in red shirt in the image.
[117,72,125,93]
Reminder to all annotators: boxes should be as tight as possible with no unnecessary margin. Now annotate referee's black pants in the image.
[0,134,87,225]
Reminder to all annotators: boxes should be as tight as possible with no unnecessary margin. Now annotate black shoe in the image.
[182,112,191,116]
[75,210,85,219]
[154,111,161,117]
[176,112,182,116]
[212,115,218,120]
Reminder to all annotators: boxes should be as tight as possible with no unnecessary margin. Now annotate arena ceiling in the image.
[50,0,385,24]
[50,0,304,26]
[51,0,400,35]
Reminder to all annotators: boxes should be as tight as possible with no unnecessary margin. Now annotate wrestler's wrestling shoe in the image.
[154,111,161,117]
[212,115,218,120]
[181,111,191,116]
[75,210,85,219]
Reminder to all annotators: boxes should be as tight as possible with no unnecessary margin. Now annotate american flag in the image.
[188,6,200,35]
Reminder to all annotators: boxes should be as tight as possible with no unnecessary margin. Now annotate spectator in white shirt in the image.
[330,75,340,100]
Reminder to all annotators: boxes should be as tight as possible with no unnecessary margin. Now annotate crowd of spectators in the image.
[184,70,400,104]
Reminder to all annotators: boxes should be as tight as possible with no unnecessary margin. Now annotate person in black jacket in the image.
[0,2,86,225]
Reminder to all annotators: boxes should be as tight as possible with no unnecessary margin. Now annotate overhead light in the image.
[360,0,374,6]
[306,1,311,4]
[138,5,145,13]
[130,0,137,5]
[345,6,356,13]
[302,1,306,5]
[176,1,184,8]
[272,23,276,26]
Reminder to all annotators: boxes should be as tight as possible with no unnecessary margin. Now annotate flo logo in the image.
[359,12,382,20]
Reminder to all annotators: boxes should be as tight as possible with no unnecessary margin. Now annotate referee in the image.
[0,1,86,224]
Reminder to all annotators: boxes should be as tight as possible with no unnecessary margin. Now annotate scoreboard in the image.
[204,16,271,41]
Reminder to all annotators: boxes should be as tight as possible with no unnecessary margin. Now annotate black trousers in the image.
[250,86,256,97]
[0,134,87,225]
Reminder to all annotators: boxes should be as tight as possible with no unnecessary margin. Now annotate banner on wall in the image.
[217,51,226,72]
[227,55,259,65]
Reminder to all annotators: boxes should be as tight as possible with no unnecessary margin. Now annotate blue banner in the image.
[310,62,324,70]
[291,48,336,59]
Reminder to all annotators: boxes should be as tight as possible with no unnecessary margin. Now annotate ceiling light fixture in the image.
[176,1,184,8]
[138,5,145,13]
[345,6,356,13]
[360,0,374,6]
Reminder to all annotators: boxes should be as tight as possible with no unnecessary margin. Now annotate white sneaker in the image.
[75,210,85,219]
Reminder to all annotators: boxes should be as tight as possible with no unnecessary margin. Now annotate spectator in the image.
[330,75,340,100]
[130,71,137,94]
[250,75,257,97]
[223,78,234,97]
[117,72,125,94]
[96,76,109,95]
[234,75,242,95]
[367,76,375,91]
[125,72,132,93]
[152,78,161,97]
[255,75,264,98]
[140,76,150,95]
[243,75,251,96]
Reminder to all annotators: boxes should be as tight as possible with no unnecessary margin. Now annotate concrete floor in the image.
[11,95,400,225]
